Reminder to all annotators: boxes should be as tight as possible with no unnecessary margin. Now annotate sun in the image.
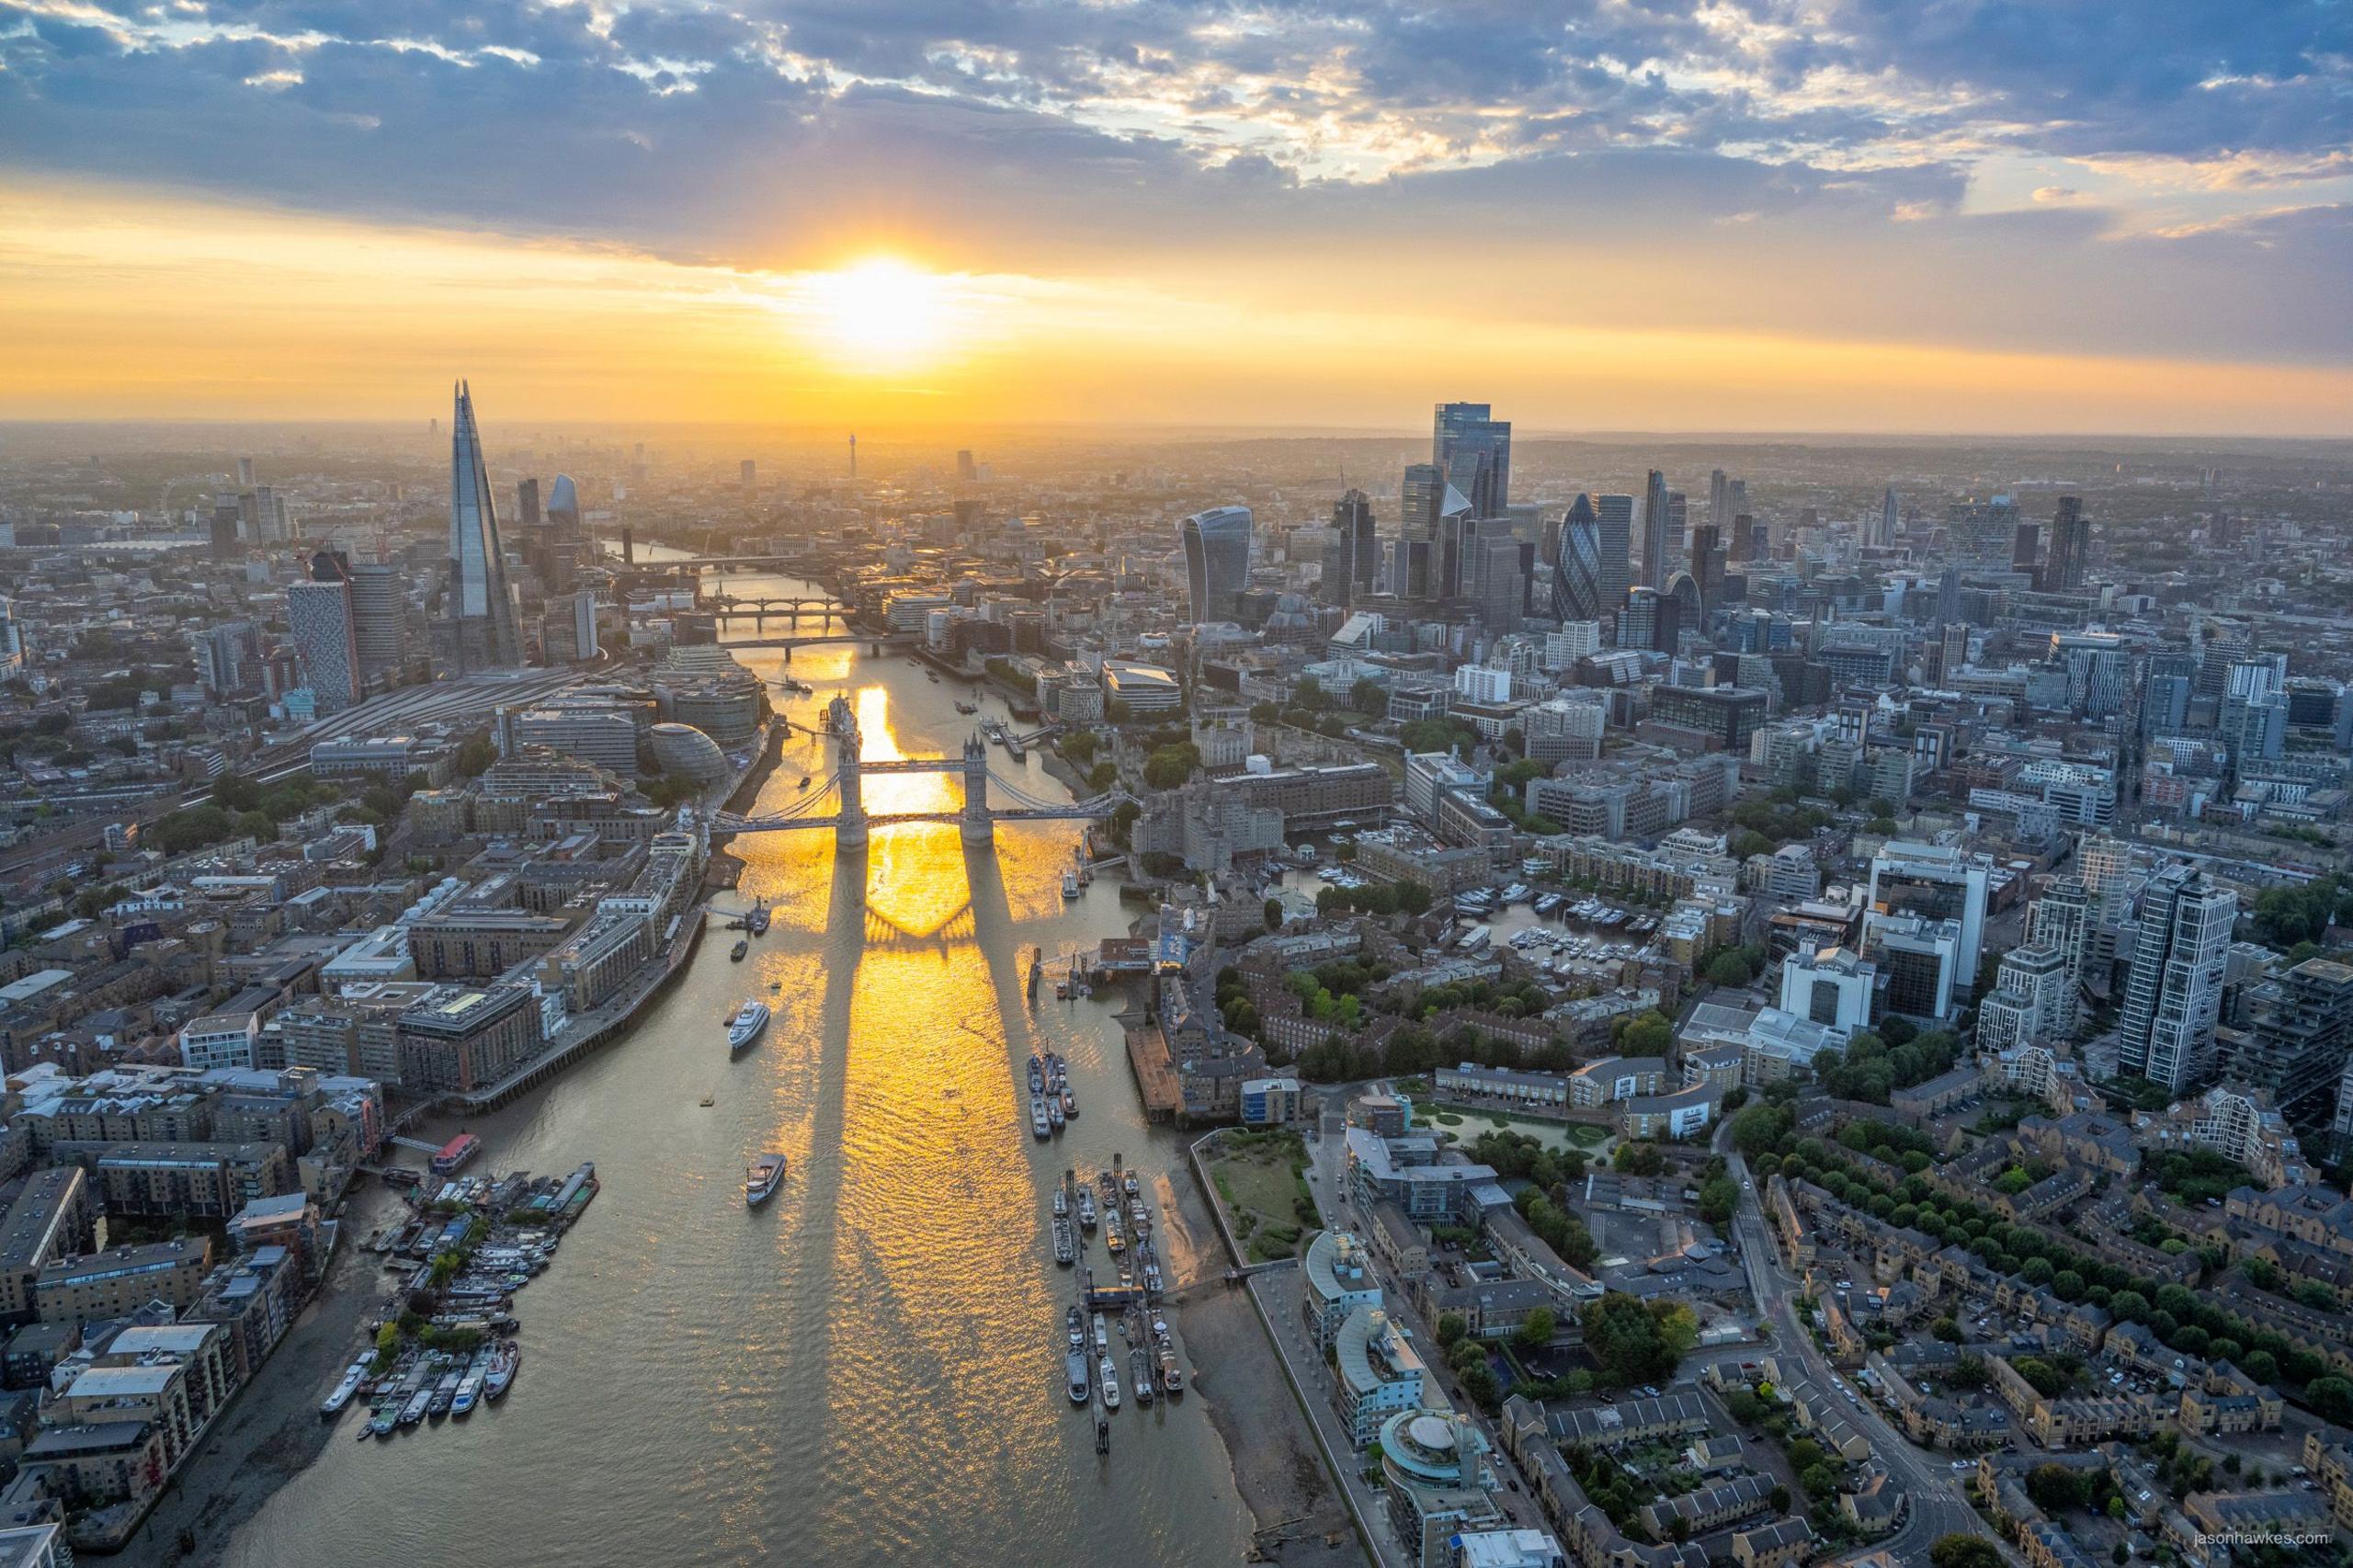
[801,257,950,369]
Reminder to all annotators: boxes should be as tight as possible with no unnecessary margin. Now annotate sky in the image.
[2,0,2348,433]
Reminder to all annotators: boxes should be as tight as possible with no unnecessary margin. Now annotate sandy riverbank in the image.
[125,1181,408,1566]
[1159,1166,1366,1568]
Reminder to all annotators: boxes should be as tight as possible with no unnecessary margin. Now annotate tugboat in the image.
[730,937,749,961]
[745,1153,787,1206]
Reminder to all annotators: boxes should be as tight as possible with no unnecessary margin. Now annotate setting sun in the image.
[798,257,953,369]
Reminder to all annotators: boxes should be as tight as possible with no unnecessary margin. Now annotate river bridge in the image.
[705,595,853,628]
[717,695,1133,847]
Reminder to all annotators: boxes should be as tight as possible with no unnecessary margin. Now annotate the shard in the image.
[449,381,524,668]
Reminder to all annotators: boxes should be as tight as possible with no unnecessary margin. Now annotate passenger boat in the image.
[1052,1187,1068,1218]
[745,1153,788,1206]
[1093,1314,1109,1353]
[452,1357,486,1416]
[1028,1055,1044,1093]
[1161,1349,1183,1393]
[730,937,749,960]
[1048,1097,1065,1131]
[1029,1096,1051,1140]
[1066,1350,1092,1404]
[726,1000,771,1053]
[1062,1088,1077,1119]
[1076,1190,1097,1230]
[1061,869,1080,899]
[1098,1357,1120,1410]
[484,1343,519,1401]
[1067,1306,1085,1349]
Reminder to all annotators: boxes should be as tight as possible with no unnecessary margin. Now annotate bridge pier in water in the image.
[829,694,868,848]
[960,733,993,846]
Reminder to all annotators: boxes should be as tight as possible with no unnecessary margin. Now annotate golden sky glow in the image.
[5,177,2351,435]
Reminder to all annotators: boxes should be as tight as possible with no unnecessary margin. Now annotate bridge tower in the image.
[829,695,866,847]
[960,733,993,845]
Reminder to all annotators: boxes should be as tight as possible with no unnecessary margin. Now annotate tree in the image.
[1515,1307,1558,1351]
[1731,1102,1793,1158]
[1768,1483,1790,1515]
[1142,743,1201,790]
[1725,1389,1765,1425]
[1929,1537,2005,1568]
[1704,950,1756,988]
[453,733,496,778]
[1349,676,1388,717]
[1436,1312,1467,1347]
[2028,1463,2087,1512]
[1264,898,1283,932]
[2306,1376,2353,1422]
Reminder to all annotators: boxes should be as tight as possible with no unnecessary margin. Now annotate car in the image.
[1506,1478,1521,1493]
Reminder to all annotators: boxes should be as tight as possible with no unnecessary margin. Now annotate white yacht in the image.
[745,1153,788,1206]
[726,1000,771,1053]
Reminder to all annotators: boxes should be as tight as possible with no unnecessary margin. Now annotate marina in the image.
[340,1162,596,1445]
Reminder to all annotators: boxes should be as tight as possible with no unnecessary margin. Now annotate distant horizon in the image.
[6,418,2352,449]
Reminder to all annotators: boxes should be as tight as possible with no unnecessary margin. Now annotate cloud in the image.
[0,0,2345,362]
[2031,185,2081,201]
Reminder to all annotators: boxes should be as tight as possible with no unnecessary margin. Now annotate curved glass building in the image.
[449,382,524,668]
[1180,506,1253,623]
[1552,493,1607,623]
[546,473,581,536]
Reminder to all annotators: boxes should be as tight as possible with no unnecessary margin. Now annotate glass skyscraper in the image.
[1433,402,1510,518]
[449,381,524,668]
[1180,506,1253,623]
[1642,469,1672,590]
[1593,494,1633,615]
[1552,494,1606,623]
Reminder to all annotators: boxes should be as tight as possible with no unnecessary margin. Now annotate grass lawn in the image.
[1563,1122,1611,1148]
[1209,1130,1316,1262]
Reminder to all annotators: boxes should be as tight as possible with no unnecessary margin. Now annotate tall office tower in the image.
[1665,491,1688,578]
[448,381,526,669]
[1432,403,1511,518]
[288,553,363,714]
[517,478,542,528]
[347,562,407,679]
[0,599,19,676]
[1552,494,1607,623]
[1593,494,1634,614]
[740,460,757,493]
[209,502,242,560]
[1620,585,1676,653]
[546,473,581,538]
[2011,521,2041,578]
[1937,568,1961,625]
[192,621,260,695]
[2117,864,2235,1091]
[2234,959,2353,1124]
[1938,622,1970,682]
[1322,490,1377,607]
[955,449,976,482]
[1641,470,1671,589]
[1726,478,1748,525]
[1867,840,1989,982]
[1688,523,1726,608]
[1872,486,1899,549]
[1399,461,1447,594]
[2045,495,2089,592]
[546,588,601,663]
[1709,469,1730,532]
[1476,538,1526,631]
[238,487,290,544]
[2142,668,2193,738]
[1179,506,1253,623]
[237,456,255,487]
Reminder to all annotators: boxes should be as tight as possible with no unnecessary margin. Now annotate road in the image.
[1717,1127,2004,1562]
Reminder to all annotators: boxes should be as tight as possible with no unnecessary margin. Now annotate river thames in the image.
[219,580,1257,1567]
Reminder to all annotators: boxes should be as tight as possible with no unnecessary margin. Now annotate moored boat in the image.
[320,1360,369,1417]
[1029,1096,1051,1139]
[1066,1350,1091,1404]
[484,1342,519,1400]
[398,1388,432,1426]
[1061,869,1079,899]
[730,937,749,960]
[1098,1356,1120,1410]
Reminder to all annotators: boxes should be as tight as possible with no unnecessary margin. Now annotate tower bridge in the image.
[716,695,1132,848]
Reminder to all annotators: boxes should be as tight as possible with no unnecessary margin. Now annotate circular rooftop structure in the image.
[649,722,728,785]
